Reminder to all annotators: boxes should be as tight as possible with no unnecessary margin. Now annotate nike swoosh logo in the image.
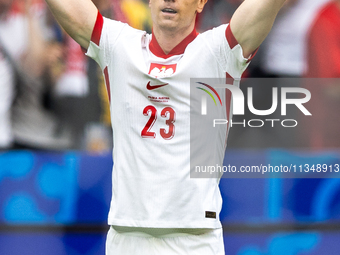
[146,81,169,90]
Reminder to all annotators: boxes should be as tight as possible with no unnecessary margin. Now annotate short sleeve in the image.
[202,23,251,79]
[86,12,127,70]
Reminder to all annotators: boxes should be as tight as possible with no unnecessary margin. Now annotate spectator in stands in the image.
[0,0,72,150]
[229,0,330,149]
[0,0,17,150]
[260,0,330,78]
[51,0,119,152]
[306,0,340,78]
[0,27,14,150]
[303,0,340,149]
[198,0,241,31]
[120,0,152,32]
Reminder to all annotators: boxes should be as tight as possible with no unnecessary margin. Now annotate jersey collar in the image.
[149,28,199,59]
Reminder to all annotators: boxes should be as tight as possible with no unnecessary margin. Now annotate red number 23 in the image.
[141,106,176,140]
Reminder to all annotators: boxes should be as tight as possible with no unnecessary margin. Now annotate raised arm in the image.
[44,0,98,49]
[230,0,286,58]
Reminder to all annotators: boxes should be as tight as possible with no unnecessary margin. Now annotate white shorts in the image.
[106,226,225,255]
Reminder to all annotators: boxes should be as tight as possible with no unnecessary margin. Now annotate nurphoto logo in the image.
[196,82,312,128]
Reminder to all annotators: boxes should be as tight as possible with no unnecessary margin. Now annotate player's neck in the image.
[152,23,196,55]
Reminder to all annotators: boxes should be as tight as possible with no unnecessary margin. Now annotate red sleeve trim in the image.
[91,11,104,46]
[246,47,259,63]
[104,67,111,102]
[226,24,259,62]
[225,24,238,49]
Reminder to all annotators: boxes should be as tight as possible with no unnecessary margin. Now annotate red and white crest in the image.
[149,63,177,78]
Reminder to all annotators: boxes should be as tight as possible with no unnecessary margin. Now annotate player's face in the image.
[149,0,207,32]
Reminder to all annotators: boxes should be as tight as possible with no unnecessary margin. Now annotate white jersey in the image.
[86,12,250,228]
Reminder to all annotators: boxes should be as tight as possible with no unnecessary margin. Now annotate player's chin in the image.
[158,19,179,31]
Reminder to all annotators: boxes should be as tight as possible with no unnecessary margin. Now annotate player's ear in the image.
[196,0,208,14]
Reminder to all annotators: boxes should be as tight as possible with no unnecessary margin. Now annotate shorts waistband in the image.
[111,225,215,238]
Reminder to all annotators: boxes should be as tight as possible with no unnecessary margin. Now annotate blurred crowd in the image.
[0,0,339,152]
